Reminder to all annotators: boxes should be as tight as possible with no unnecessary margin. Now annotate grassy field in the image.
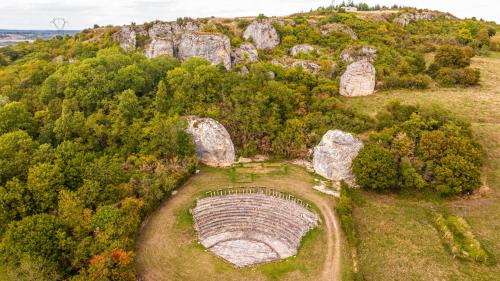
[135,163,342,281]
[341,54,500,280]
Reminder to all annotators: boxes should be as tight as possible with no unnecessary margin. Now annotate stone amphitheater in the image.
[192,187,319,267]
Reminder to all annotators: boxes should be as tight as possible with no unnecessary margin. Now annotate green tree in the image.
[155,80,170,113]
[0,130,37,184]
[27,163,65,213]
[0,102,34,135]
[116,89,141,123]
[353,144,399,190]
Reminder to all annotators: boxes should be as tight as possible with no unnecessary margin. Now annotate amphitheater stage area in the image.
[135,163,341,281]
[192,189,319,267]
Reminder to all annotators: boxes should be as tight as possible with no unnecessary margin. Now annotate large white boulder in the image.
[340,60,376,97]
[177,32,232,69]
[243,20,280,49]
[186,116,235,167]
[313,130,363,181]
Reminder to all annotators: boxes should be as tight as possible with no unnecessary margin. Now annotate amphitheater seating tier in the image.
[192,192,319,267]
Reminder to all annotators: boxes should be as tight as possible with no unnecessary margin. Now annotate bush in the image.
[352,144,399,190]
[384,74,432,89]
[433,45,471,68]
[435,67,480,86]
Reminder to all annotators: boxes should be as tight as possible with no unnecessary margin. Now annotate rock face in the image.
[230,42,259,66]
[243,20,280,49]
[112,26,136,51]
[290,44,316,56]
[145,38,174,58]
[186,116,235,167]
[320,23,358,39]
[178,32,232,69]
[313,130,363,181]
[393,11,453,26]
[340,60,376,97]
[341,46,377,63]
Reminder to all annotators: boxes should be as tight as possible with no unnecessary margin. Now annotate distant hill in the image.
[0,29,79,47]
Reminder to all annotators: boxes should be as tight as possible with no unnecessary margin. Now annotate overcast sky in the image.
[0,0,498,30]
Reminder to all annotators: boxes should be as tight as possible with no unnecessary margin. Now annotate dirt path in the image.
[317,200,341,281]
[136,165,342,281]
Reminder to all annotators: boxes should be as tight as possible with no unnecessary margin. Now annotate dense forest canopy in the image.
[0,6,497,280]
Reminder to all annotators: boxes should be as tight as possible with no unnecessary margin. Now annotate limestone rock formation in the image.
[145,38,174,58]
[394,12,436,26]
[340,60,376,97]
[290,60,321,74]
[290,44,316,56]
[186,116,235,167]
[320,23,358,39]
[313,130,363,181]
[178,32,232,69]
[340,46,377,63]
[243,20,280,49]
[230,42,259,66]
[112,26,136,51]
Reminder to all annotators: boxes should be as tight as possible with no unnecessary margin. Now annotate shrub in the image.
[384,74,432,89]
[433,45,471,68]
[435,67,480,86]
[352,144,399,190]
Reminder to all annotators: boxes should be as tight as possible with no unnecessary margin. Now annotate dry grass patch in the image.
[341,55,500,280]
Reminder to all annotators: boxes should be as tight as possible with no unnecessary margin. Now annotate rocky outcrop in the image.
[177,32,232,69]
[113,26,136,51]
[148,21,200,38]
[290,44,316,56]
[393,11,455,26]
[186,116,236,167]
[313,130,363,181]
[340,46,377,63]
[290,60,320,74]
[243,20,280,49]
[145,38,174,58]
[340,60,376,97]
[231,42,259,66]
[320,23,358,39]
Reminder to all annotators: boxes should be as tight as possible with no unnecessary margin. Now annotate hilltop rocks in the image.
[148,21,200,38]
[113,26,136,51]
[340,60,376,97]
[320,23,358,39]
[393,11,454,26]
[313,130,363,181]
[186,116,236,167]
[290,44,316,56]
[145,38,174,58]
[341,46,377,63]
[243,20,280,49]
[231,42,259,65]
[178,32,232,69]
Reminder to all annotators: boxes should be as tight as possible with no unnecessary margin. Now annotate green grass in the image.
[135,164,335,281]
[342,55,500,280]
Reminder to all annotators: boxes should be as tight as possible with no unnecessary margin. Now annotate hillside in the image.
[0,6,499,281]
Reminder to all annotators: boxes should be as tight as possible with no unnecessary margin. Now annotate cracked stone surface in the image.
[339,60,376,97]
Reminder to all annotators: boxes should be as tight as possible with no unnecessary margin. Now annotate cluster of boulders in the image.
[113,19,280,70]
[184,115,363,183]
[393,11,455,27]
